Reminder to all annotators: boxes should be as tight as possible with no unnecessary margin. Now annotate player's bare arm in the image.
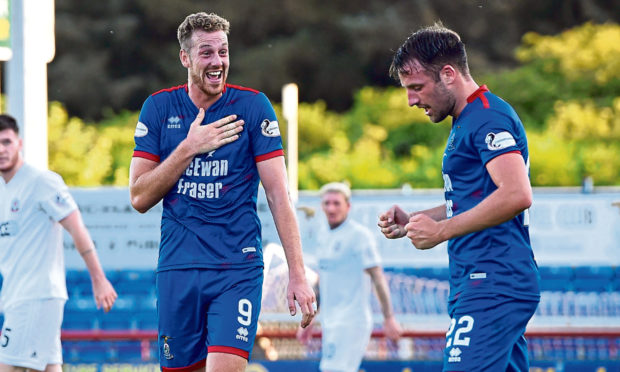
[412,205,448,222]
[129,109,244,213]
[257,156,317,328]
[296,277,320,344]
[296,319,315,345]
[377,205,409,239]
[366,266,402,342]
[406,152,531,249]
[60,210,118,312]
[378,204,445,239]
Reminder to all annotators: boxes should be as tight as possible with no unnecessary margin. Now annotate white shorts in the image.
[0,298,65,370]
[320,324,372,372]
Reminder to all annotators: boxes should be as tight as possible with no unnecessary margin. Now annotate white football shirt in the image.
[0,164,75,307]
[315,217,381,329]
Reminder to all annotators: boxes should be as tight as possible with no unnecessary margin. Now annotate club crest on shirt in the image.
[10,198,19,213]
[162,336,174,360]
[485,131,516,151]
[447,131,456,151]
[135,122,148,137]
[261,119,280,137]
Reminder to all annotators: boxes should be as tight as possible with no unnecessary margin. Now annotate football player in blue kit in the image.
[378,24,540,371]
[129,12,316,372]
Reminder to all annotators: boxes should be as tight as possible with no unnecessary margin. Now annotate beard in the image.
[0,155,19,173]
[188,65,227,97]
[429,81,456,123]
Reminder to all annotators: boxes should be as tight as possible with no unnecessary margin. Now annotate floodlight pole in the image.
[6,0,55,170]
[282,83,299,203]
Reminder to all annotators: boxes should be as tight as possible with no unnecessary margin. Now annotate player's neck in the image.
[328,218,347,230]
[187,83,223,111]
[453,79,480,119]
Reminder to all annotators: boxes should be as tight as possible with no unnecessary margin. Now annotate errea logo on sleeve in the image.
[485,131,516,151]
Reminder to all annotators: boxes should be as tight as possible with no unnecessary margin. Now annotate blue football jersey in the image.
[442,85,540,302]
[133,84,283,271]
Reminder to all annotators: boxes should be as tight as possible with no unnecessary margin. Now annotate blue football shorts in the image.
[442,294,539,372]
[156,266,263,371]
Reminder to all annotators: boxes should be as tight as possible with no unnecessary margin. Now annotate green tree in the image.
[48,102,113,185]
[48,102,135,186]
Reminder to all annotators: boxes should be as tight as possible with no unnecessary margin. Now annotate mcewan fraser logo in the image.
[175,156,230,199]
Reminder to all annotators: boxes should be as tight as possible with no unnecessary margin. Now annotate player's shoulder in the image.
[22,165,67,192]
[225,83,262,96]
[487,93,518,116]
[224,84,270,104]
[471,90,519,119]
[21,164,60,182]
[38,168,67,189]
[140,84,188,119]
[145,84,187,108]
[347,219,375,238]
[150,84,188,99]
[467,94,522,130]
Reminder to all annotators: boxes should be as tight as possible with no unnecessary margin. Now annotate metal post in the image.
[6,0,54,170]
[282,83,299,203]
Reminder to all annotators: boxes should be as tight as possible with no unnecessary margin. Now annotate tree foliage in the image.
[48,22,620,188]
[48,102,135,186]
[47,0,619,120]
[517,22,620,85]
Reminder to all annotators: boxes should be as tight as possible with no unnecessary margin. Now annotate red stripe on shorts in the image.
[208,345,250,360]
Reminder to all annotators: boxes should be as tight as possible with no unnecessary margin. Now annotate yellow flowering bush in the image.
[48,102,135,186]
[517,22,620,84]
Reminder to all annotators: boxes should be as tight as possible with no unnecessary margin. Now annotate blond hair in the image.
[177,12,230,52]
[319,182,351,203]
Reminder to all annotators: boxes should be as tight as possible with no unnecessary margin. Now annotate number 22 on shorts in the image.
[446,315,474,347]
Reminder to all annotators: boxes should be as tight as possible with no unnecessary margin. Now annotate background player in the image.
[378,24,540,371]
[0,114,117,372]
[298,182,401,372]
[129,12,316,372]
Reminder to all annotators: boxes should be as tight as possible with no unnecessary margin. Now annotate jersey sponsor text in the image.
[176,179,223,199]
[185,158,228,177]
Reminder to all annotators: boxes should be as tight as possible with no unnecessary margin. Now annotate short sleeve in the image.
[360,229,381,269]
[133,95,162,162]
[248,93,284,161]
[473,112,522,166]
[36,171,78,222]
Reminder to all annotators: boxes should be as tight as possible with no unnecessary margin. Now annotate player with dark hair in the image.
[0,114,117,372]
[129,12,316,372]
[378,24,540,371]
